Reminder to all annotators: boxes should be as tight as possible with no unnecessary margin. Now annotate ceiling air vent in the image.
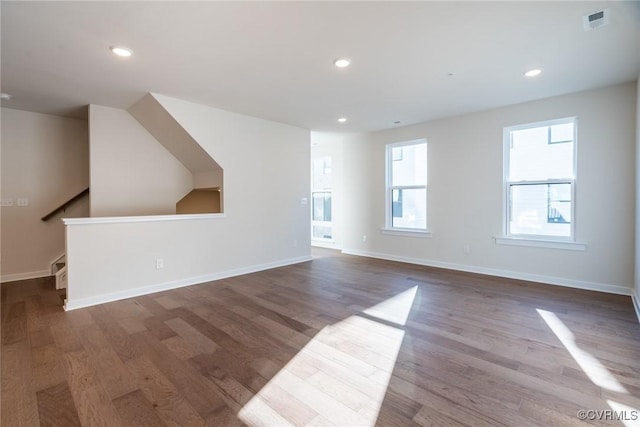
[583,8,610,31]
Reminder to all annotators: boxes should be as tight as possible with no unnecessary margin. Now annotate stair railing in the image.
[41,187,89,221]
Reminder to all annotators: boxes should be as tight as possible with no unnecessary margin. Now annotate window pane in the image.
[313,157,332,189]
[510,183,571,237]
[509,123,574,181]
[312,192,331,222]
[392,143,426,186]
[550,122,573,143]
[391,188,426,229]
[392,146,403,161]
[312,225,332,240]
[548,183,571,224]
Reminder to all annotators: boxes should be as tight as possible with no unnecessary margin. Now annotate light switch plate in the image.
[17,198,29,206]
[0,198,13,207]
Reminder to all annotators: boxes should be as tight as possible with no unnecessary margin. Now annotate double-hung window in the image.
[385,139,427,231]
[503,117,576,240]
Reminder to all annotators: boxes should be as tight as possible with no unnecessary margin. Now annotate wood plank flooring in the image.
[2,249,640,426]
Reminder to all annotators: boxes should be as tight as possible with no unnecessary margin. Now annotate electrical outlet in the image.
[362,235,367,242]
[293,239,298,247]
[17,198,29,207]
[156,258,164,270]
[463,245,470,254]
[300,197,308,205]
[0,198,13,207]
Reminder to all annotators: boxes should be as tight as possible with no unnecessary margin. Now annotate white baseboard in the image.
[632,295,640,325]
[1,270,51,283]
[311,240,342,250]
[342,248,633,297]
[64,255,313,311]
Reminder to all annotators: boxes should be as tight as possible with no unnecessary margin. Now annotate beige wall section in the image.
[193,170,224,211]
[1,108,89,281]
[176,189,221,214]
[89,105,193,217]
[128,93,222,173]
[65,97,310,308]
[194,170,223,189]
[341,82,636,294]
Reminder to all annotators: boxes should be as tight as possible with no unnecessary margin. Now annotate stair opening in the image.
[176,187,222,214]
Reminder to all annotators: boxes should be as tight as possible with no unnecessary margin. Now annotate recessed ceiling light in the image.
[0,93,12,101]
[333,58,351,68]
[337,117,347,123]
[525,68,542,78]
[110,46,133,57]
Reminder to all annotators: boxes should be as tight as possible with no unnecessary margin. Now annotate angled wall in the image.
[129,94,223,190]
[151,93,312,252]
[89,105,193,216]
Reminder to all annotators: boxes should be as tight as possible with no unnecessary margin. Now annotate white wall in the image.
[89,105,193,216]
[1,108,88,281]
[310,132,344,249]
[341,83,636,295]
[65,97,310,309]
[635,76,640,318]
[153,93,311,257]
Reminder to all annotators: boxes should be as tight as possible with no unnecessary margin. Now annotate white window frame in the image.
[311,156,333,242]
[502,117,578,243]
[384,139,429,235]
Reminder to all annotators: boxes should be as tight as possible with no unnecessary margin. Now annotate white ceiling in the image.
[1,1,639,132]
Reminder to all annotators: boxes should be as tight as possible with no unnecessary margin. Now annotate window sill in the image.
[494,236,586,251]
[381,228,433,238]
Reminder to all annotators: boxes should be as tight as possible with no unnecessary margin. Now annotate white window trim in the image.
[311,221,334,242]
[385,139,428,234]
[381,228,433,238]
[311,191,333,242]
[311,157,334,242]
[502,117,578,242]
[494,236,586,251]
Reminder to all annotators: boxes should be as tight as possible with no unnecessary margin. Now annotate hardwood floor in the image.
[2,249,640,426]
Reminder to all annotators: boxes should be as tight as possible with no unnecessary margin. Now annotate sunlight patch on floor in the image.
[606,400,640,427]
[537,309,627,393]
[238,286,418,426]
[363,285,418,326]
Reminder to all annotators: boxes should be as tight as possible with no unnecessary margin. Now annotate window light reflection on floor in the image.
[363,285,418,326]
[606,400,640,427]
[536,309,627,393]
[238,286,419,426]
